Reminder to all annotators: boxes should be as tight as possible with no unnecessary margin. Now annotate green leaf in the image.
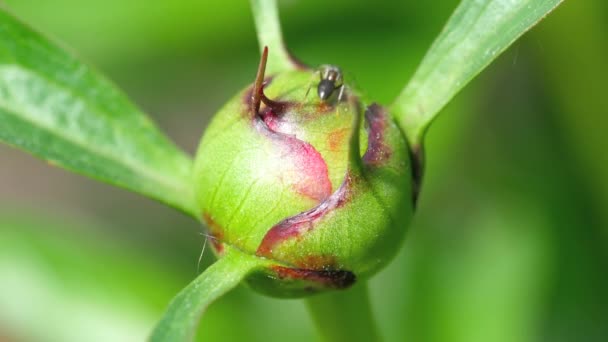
[391,0,564,146]
[0,211,183,342]
[0,9,198,217]
[250,0,298,74]
[150,247,267,342]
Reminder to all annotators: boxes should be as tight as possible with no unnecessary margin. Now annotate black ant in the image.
[306,65,346,102]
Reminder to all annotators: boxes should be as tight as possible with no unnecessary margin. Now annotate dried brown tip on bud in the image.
[251,46,268,115]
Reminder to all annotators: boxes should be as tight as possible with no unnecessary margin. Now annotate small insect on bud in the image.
[193,47,414,297]
[316,65,344,101]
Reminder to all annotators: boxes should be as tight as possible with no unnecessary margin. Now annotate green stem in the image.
[250,0,297,74]
[150,247,266,341]
[305,282,380,342]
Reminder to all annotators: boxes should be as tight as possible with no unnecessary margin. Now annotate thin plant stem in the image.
[250,0,298,74]
[305,281,380,342]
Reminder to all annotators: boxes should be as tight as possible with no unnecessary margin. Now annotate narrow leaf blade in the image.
[391,0,564,146]
[150,247,265,341]
[250,0,299,74]
[0,9,197,216]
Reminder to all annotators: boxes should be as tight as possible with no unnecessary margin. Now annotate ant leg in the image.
[304,70,320,100]
[337,84,346,102]
[334,85,347,116]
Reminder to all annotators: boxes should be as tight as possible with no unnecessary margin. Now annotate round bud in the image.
[194,61,413,297]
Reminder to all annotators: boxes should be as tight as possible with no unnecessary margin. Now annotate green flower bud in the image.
[194,49,414,297]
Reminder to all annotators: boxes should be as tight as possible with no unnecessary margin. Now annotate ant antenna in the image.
[196,234,208,274]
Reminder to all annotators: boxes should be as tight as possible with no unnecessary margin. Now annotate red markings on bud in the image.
[253,103,394,263]
[256,174,353,255]
[260,92,290,114]
[271,265,355,289]
[254,119,332,202]
[287,142,332,201]
[362,104,392,166]
[327,127,349,152]
[202,213,225,254]
[295,255,338,270]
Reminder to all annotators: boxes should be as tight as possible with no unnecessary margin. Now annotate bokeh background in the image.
[1,0,607,341]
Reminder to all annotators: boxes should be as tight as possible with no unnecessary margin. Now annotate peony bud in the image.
[194,49,414,297]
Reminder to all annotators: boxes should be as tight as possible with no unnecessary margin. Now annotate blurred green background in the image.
[1,0,607,341]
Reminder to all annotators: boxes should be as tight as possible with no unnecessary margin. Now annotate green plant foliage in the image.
[0,0,574,341]
[0,9,197,216]
[151,246,269,342]
[0,212,182,342]
[392,0,564,146]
